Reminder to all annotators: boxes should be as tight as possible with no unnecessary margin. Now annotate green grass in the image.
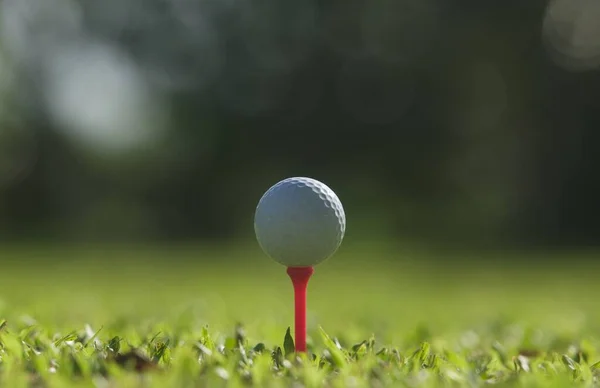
[0,242,599,387]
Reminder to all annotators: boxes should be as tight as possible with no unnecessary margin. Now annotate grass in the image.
[0,242,599,387]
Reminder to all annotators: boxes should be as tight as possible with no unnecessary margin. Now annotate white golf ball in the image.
[254,177,346,267]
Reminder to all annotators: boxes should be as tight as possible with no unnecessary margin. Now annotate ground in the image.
[0,242,598,387]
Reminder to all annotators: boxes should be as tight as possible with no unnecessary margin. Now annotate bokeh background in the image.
[0,0,599,253]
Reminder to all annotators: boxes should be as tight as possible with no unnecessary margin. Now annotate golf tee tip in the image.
[286,266,315,282]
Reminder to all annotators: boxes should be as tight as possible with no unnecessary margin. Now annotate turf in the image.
[0,243,598,387]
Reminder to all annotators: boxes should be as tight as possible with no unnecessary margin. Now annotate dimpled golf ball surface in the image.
[254,177,346,267]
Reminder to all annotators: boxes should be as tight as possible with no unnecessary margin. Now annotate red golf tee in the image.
[286,266,314,353]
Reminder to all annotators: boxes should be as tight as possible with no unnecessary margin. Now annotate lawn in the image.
[0,242,598,387]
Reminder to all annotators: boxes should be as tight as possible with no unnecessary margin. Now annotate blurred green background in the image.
[0,0,599,255]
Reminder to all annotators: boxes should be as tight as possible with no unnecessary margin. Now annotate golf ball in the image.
[254,177,346,267]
